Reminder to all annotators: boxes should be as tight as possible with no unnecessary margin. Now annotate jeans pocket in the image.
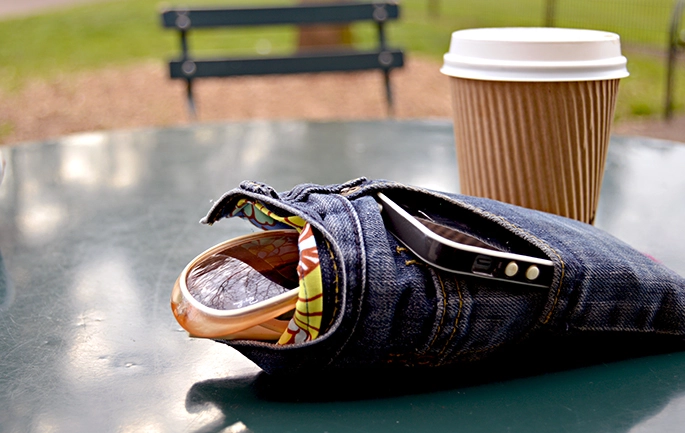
[435,278,547,365]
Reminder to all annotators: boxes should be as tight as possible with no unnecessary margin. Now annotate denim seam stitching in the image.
[437,276,463,364]
[323,238,340,330]
[541,248,566,324]
[325,194,367,366]
[426,271,448,353]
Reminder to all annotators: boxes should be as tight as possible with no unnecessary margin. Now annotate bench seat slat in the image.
[170,50,404,78]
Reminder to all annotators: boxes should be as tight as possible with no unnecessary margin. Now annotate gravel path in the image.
[0,58,453,145]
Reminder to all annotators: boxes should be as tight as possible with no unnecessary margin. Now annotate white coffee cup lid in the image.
[441,27,629,82]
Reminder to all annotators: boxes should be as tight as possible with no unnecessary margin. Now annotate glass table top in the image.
[1,120,684,433]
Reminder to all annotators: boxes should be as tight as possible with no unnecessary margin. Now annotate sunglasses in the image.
[171,229,302,341]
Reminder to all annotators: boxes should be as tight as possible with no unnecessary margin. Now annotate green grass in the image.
[1,0,683,118]
[615,52,684,119]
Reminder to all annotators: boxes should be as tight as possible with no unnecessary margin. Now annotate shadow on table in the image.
[185,333,685,433]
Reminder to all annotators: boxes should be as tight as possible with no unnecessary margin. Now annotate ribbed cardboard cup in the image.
[442,28,629,224]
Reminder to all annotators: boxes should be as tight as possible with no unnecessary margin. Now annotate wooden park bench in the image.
[160,2,405,117]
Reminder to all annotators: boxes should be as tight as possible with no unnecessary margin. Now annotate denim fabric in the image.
[202,178,685,374]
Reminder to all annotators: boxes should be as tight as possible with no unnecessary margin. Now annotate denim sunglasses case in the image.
[202,178,685,374]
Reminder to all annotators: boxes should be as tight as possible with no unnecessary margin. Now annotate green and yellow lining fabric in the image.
[229,199,323,344]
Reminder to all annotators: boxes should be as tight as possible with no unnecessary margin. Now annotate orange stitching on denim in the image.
[438,277,463,359]
[426,272,448,352]
[542,249,565,324]
[404,259,421,266]
[396,246,408,253]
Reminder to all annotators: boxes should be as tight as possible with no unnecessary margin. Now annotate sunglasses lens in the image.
[185,231,300,311]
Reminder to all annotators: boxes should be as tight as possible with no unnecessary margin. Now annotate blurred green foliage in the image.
[0,0,683,119]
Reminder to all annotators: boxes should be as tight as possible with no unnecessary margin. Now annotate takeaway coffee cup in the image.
[441,27,629,224]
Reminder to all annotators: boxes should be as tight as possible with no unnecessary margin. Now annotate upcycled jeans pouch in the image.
[202,178,685,374]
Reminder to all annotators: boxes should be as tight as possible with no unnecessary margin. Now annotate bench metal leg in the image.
[383,69,394,117]
[186,79,197,120]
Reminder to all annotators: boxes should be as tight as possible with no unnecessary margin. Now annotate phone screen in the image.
[414,216,501,251]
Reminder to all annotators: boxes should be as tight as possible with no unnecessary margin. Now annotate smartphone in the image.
[376,192,554,288]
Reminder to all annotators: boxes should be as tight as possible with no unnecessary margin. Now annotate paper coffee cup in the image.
[441,28,629,223]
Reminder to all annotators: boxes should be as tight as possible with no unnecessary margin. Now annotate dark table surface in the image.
[1,120,685,433]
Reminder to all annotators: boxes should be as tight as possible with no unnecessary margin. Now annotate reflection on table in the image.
[0,120,684,433]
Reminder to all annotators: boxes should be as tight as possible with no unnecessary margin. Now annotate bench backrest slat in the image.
[161,3,399,29]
